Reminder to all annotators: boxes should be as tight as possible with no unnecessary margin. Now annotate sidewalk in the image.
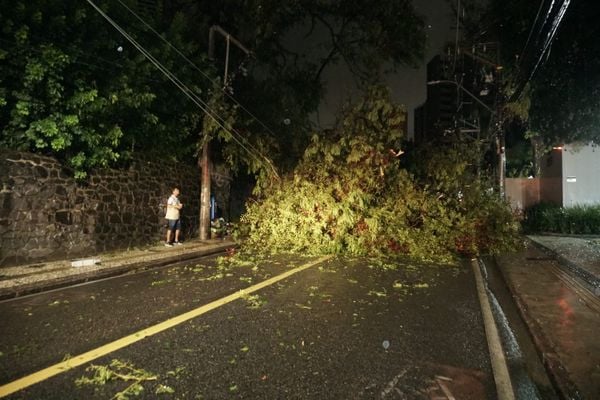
[528,234,600,295]
[0,238,236,300]
[494,236,600,400]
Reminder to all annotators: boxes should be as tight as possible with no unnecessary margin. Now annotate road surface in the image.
[1,253,497,399]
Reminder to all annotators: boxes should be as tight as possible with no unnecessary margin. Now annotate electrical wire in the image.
[510,0,571,101]
[516,0,546,69]
[525,0,570,80]
[112,0,279,176]
[537,0,571,65]
[85,0,278,178]
[114,0,281,140]
[452,0,461,74]
[107,6,276,178]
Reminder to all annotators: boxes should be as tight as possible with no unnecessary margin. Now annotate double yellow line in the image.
[0,255,332,397]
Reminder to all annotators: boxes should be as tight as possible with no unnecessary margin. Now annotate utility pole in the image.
[459,43,505,196]
[200,26,250,240]
[199,139,211,240]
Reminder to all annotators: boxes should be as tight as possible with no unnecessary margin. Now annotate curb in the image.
[471,260,515,400]
[533,232,600,240]
[489,256,583,400]
[528,239,600,296]
[0,242,236,301]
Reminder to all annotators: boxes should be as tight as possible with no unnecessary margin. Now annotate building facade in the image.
[542,144,600,206]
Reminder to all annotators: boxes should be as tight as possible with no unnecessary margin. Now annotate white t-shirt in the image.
[165,194,181,220]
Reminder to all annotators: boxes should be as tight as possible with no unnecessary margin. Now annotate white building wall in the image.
[562,144,600,206]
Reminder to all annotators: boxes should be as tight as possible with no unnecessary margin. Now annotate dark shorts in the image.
[166,219,181,231]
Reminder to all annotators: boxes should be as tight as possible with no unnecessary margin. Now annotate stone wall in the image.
[0,149,200,267]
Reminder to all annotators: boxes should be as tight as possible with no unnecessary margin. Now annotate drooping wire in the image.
[452,0,461,74]
[84,0,278,178]
[110,0,279,177]
[525,0,570,80]
[516,0,546,70]
[114,0,281,140]
[536,0,571,67]
[510,0,571,101]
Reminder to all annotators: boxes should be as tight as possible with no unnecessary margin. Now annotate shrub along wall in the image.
[0,149,200,267]
[523,202,600,234]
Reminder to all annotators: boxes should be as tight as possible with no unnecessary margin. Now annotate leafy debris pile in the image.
[239,86,520,261]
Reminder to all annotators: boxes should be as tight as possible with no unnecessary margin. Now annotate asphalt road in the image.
[0,253,495,399]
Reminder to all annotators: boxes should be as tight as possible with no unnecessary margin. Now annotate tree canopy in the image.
[1,0,427,179]
[0,0,217,177]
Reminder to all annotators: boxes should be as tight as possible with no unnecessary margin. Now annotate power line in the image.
[535,0,571,67]
[84,0,278,178]
[85,2,277,178]
[510,0,572,101]
[452,0,461,74]
[527,0,571,77]
[114,0,281,140]
[111,0,279,175]
[516,0,546,69]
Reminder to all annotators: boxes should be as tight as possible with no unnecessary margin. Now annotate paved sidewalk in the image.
[495,238,600,400]
[0,238,236,300]
[528,235,600,294]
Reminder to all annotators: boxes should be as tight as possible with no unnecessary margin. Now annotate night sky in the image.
[315,0,453,138]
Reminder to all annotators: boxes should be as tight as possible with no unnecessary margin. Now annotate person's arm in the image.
[167,196,179,211]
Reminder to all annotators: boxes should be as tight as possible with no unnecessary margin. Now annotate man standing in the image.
[165,187,183,246]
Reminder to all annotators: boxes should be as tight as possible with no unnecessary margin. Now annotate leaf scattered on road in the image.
[75,359,158,400]
[48,300,69,306]
[150,279,173,287]
[368,289,387,297]
[155,384,175,395]
[242,294,267,309]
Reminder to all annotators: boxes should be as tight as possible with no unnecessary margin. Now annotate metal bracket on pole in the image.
[427,80,495,115]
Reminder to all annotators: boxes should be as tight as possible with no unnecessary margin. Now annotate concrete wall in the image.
[541,148,563,178]
[507,144,600,209]
[540,148,564,205]
[0,149,201,267]
[505,178,540,210]
[539,178,563,206]
[562,144,600,206]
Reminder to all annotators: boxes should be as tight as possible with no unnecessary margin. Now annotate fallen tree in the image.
[238,86,520,262]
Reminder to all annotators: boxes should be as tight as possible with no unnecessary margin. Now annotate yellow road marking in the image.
[0,255,332,398]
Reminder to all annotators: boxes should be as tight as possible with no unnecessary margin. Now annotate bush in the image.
[237,86,521,262]
[523,203,600,234]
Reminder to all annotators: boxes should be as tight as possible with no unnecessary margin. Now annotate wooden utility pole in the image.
[199,140,211,240]
[200,26,251,240]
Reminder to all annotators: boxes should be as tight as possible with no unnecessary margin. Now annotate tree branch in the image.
[311,14,349,83]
